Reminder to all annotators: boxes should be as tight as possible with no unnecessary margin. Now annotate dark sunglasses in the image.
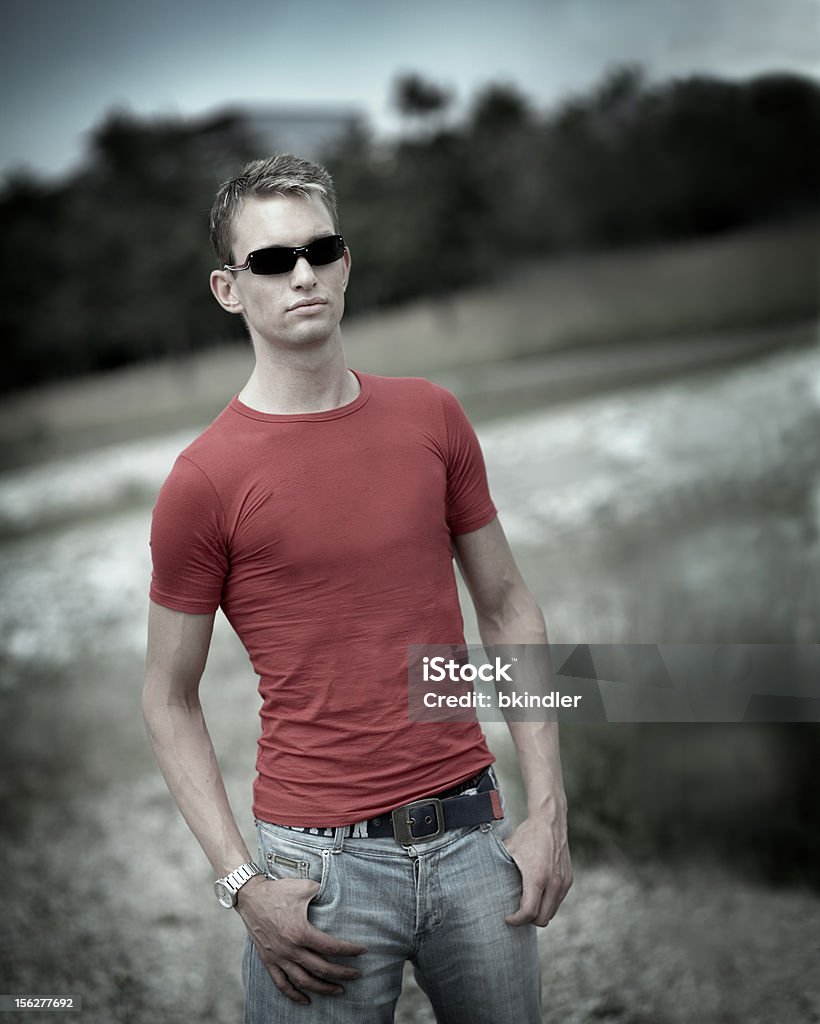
[224,234,346,275]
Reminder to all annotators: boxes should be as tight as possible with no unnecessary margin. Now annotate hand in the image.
[502,814,573,928]
[236,875,366,1006]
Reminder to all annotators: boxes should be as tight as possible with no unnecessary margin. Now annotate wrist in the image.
[214,861,264,908]
[234,872,268,911]
[527,790,567,823]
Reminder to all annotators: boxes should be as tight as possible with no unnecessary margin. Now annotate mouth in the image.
[287,298,327,312]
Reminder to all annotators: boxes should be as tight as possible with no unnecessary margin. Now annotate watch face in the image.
[214,881,235,908]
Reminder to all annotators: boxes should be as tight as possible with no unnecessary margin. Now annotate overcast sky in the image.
[2,0,817,181]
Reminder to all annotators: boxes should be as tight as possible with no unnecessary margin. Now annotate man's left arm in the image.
[453,515,573,927]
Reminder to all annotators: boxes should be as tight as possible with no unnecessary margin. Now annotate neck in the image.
[238,328,359,415]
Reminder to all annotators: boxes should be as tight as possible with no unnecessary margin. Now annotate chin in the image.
[281,324,338,348]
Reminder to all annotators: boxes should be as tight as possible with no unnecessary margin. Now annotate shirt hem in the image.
[252,753,497,828]
[149,589,220,616]
[449,504,498,537]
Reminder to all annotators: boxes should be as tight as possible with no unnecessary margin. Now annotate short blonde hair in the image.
[209,154,340,266]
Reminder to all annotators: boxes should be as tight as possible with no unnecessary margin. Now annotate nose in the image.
[290,255,318,288]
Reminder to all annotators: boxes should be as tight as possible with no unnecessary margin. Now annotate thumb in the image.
[504,878,540,927]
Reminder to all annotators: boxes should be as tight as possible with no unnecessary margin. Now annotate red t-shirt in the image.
[149,371,497,825]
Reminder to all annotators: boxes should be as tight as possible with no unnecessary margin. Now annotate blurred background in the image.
[1,1,819,1021]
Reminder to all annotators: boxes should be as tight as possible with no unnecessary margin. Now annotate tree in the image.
[393,73,453,129]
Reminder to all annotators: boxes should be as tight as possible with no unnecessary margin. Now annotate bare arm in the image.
[142,600,251,874]
[142,600,364,1005]
[453,517,573,927]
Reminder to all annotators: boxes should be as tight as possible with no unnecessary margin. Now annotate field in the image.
[1,219,819,1023]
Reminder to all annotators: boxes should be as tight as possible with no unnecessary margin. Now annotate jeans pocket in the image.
[488,822,522,876]
[255,824,332,903]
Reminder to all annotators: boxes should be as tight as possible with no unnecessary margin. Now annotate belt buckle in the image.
[391,797,444,846]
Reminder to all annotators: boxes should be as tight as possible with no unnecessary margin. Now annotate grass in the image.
[3,652,819,1024]
[1,221,819,1022]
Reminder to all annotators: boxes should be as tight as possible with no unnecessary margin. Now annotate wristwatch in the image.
[214,861,263,908]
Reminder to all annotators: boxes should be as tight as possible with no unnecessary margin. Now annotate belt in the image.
[364,767,503,845]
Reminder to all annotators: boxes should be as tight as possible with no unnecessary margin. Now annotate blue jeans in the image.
[241,805,541,1023]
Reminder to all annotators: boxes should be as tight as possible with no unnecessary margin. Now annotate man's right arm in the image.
[142,599,365,1006]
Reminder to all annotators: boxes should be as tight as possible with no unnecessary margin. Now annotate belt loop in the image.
[332,826,346,853]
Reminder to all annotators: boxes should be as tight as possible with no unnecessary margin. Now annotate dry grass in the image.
[1,223,819,1022]
[3,641,819,1024]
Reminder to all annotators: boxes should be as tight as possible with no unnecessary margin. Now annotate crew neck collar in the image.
[229,369,370,423]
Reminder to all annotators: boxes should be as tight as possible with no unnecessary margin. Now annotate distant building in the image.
[208,104,366,160]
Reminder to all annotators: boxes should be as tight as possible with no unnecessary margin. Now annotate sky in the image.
[1,0,818,181]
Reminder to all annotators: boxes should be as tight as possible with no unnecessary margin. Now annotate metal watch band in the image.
[214,861,263,908]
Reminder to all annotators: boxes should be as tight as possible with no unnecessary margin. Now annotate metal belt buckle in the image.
[391,798,444,846]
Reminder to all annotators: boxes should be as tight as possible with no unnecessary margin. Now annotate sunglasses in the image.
[224,234,346,275]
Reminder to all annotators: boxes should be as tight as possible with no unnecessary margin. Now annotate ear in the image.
[210,269,246,315]
[342,244,352,292]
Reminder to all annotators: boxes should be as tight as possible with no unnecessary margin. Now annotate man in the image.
[143,153,572,1024]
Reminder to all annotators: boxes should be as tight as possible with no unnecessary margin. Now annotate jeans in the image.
[241,802,541,1023]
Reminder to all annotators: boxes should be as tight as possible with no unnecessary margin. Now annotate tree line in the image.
[2,66,818,392]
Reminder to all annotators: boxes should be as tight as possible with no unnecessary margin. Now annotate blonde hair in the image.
[209,154,340,266]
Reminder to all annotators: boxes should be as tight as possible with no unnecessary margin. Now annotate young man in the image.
[143,154,572,1024]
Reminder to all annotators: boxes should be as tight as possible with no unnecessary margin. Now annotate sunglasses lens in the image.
[307,235,345,266]
[247,236,345,275]
[248,249,295,275]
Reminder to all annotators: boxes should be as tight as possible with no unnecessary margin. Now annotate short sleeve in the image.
[149,455,229,614]
[436,386,498,535]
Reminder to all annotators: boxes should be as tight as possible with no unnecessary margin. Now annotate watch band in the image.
[214,861,263,908]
